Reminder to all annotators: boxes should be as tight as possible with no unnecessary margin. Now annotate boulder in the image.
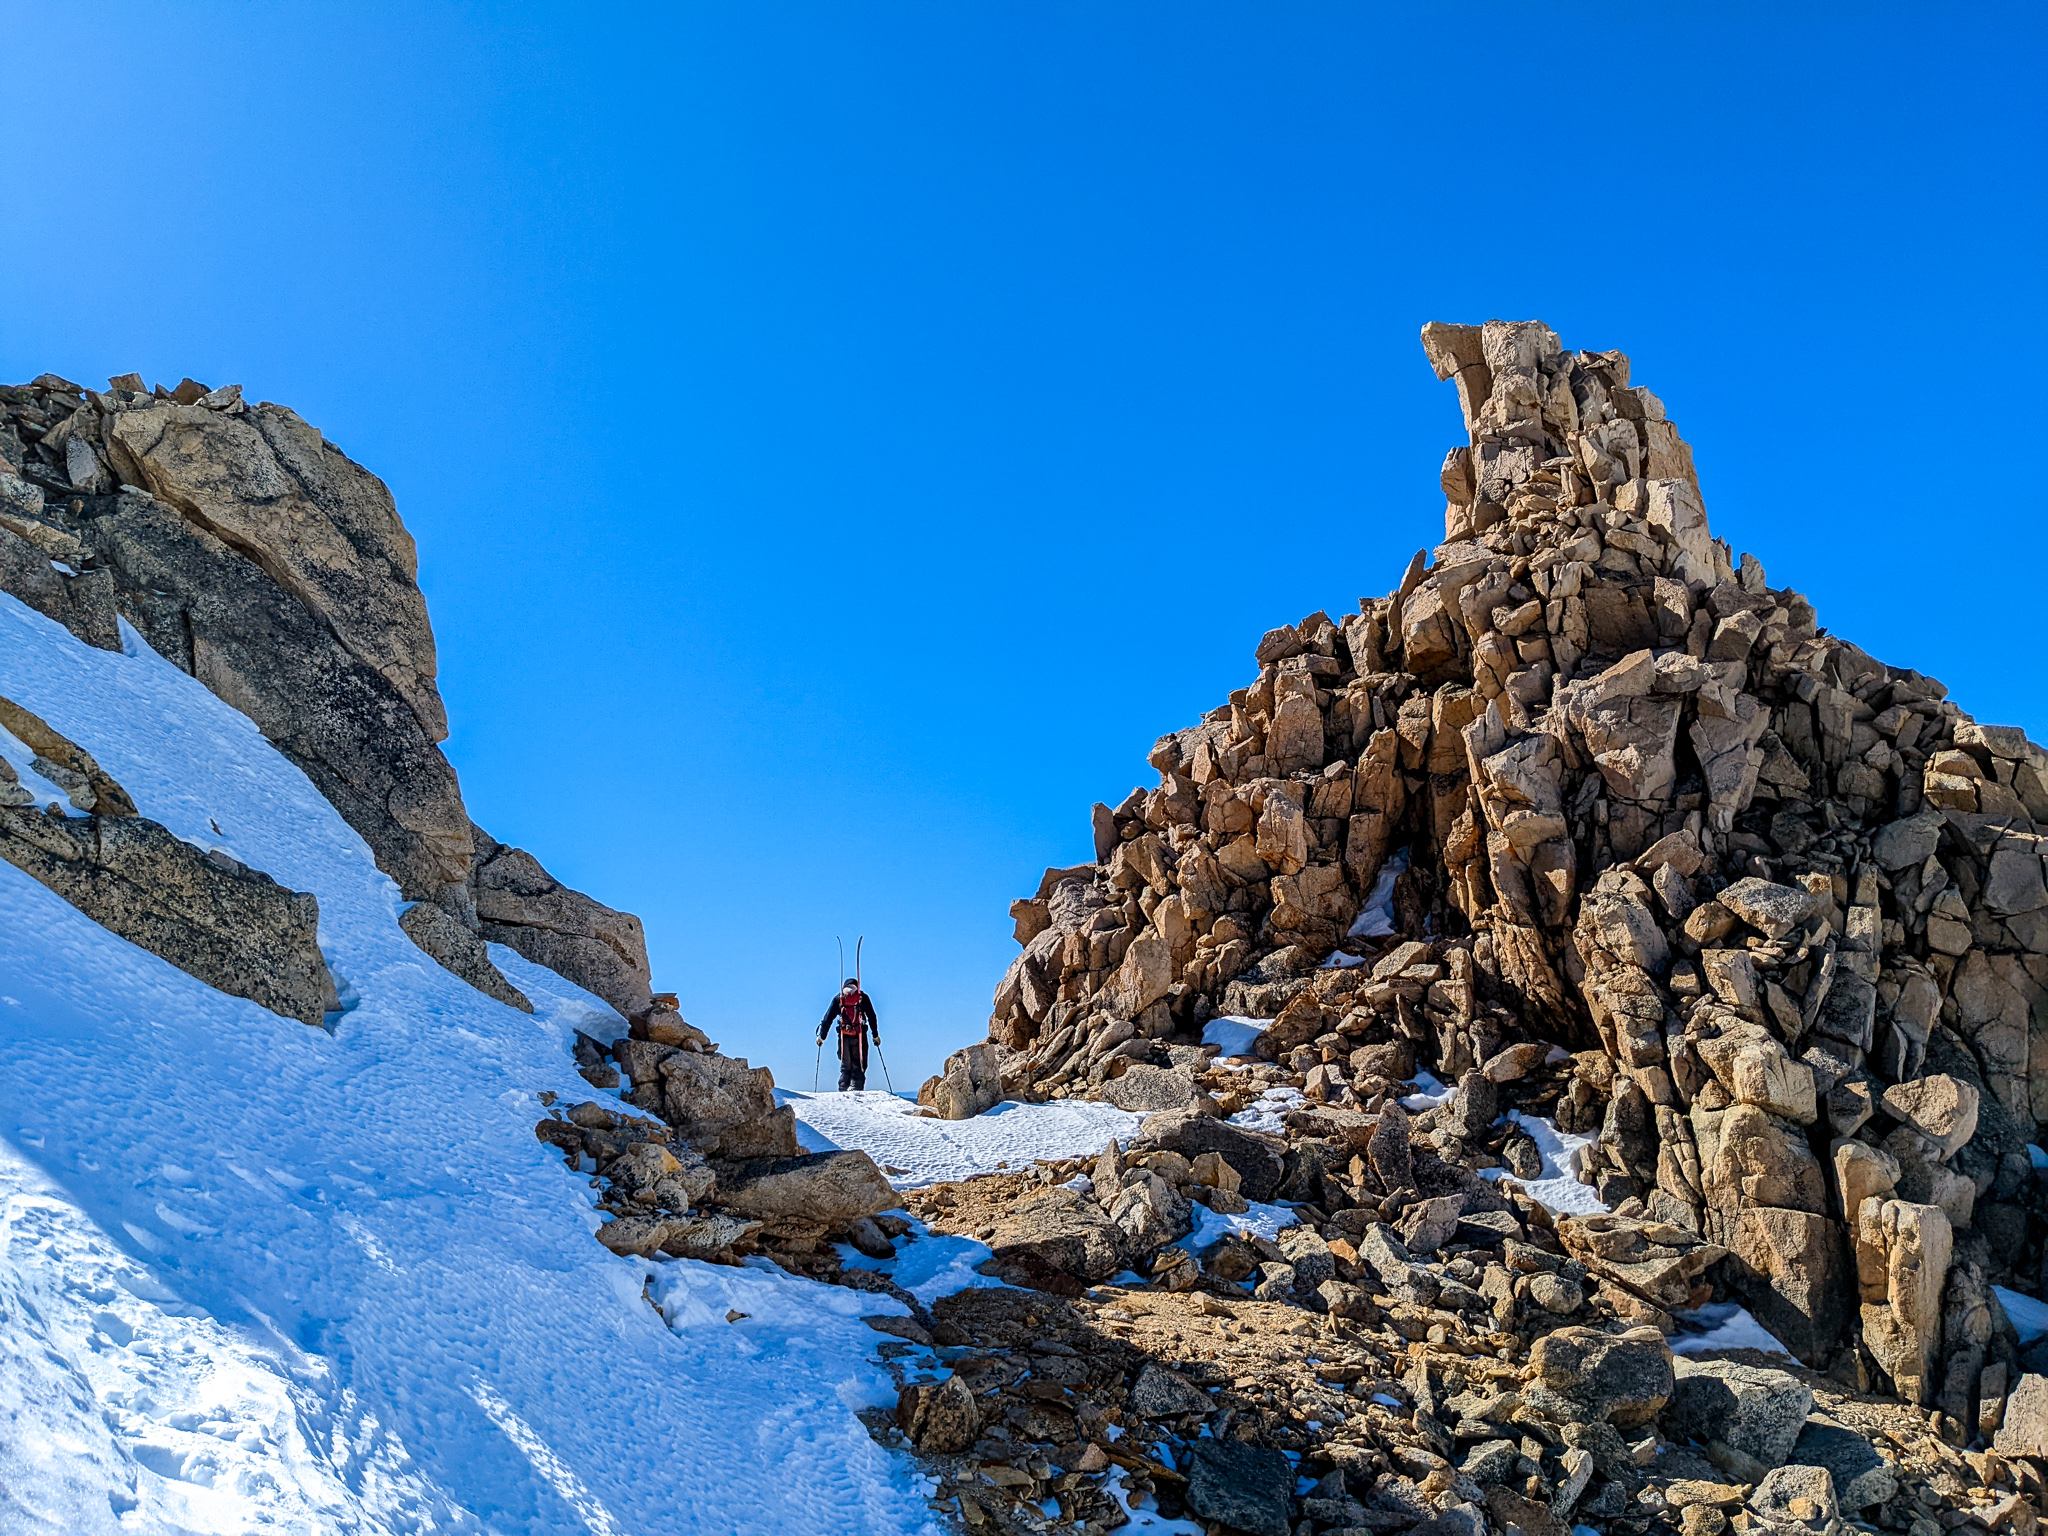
[1878,1075,1979,1158]
[1131,1107,1286,1203]
[1748,1464,1838,1536]
[658,1051,800,1160]
[1664,1359,1813,1468]
[1789,1423,1896,1512]
[1100,1063,1197,1113]
[1525,1325,1674,1429]
[1183,1438,1294,1536]
[897,1375,979,1454]
[920,1041,1003,1120]
[1715,877,1817,940]
[0,794,337,1027]
[1106,1169,1192,1255]
[398,900,532,1011]
[1994,1374,2048,1459]
[714,1151,894,1223]
[1128,1362,1211,1418]
[985,1186,1128,1285]
[1723,1207,1850,1367]
[83,480,472,905]
[472,826,654,1019]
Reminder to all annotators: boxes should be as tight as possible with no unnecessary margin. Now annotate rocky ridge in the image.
[877,321,2048,1533]
[0,372,651,1019]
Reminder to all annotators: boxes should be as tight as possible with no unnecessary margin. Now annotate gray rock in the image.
[1789,1422,1896,1511]
[897,1374,979,1454]
[1749,1463,1837,1534]
[1106,1168,1192,1255]
[1526,1273,1584,1313]
[0,795,337,1027]
[472,826,654,1018]
[1458,1439,1519,1486]
[1994,1372,2048,1459]
[1128,1361,1210,1418]
[398,900,531,1010]
[1398,1193,1467,1253]
[1278,1225,1334,1291]
[1716,877,1818,939]
[1100,1062,1197,1113]
[82,488,474,907]
[1665,1358,1813,1467]
[1130,1106,1287,1202]
[1183,1437,1293,1536]
[985,1186,1128,1284]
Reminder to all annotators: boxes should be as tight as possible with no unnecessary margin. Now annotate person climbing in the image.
[818,977,879,1092]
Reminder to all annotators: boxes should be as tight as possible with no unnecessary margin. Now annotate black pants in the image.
[836,1029,868,1091]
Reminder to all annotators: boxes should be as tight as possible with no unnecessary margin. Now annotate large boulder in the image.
[1183,1438,1293,1536]
[984,1186,1128,1286]
[100,399,446,737]
[919,1041,1003,1120]
[1723,1206,1851,1367]
[659,1051,800,1160]
[0,722,337,1028]
[1664,1359,1813,1469]
[715,1151,894,1224]
[1525,1326,1674,1429]
[472,825,654,1019]
[1130,1107,1287,1203]
[79,487,473,905]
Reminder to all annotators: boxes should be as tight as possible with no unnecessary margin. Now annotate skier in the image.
[818,977,880,1092]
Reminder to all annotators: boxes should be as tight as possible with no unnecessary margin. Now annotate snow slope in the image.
[0,592,947,1536]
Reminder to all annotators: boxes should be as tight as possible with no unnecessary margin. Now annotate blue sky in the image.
[2,4,2042,1088]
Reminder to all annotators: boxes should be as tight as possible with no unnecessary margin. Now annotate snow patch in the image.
[1228,1086,1303,1133]
[1347,849,1407,939]
[1671,1301,1794,1358]
[1398,1070,1453,1112]
[1201,1015,1270,1059]
[1479,1109,1610,1217]
[1996,1286,2048,1346]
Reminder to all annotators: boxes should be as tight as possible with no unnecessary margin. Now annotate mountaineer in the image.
[818,977,880,1092]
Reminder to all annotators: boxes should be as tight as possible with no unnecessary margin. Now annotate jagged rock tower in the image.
[973,320,2048,1415]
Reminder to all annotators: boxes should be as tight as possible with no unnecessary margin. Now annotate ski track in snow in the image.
[0,594,976,1535]
[783,1089,1144,1188]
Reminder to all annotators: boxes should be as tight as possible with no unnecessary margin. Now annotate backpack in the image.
[837,990,865,1035]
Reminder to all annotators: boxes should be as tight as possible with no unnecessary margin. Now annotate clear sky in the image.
[2,4,2041,1091]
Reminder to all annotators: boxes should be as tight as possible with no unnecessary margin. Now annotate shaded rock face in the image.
[961,318,2048,1405]
[0,375,639,1018]
[0,701,336,1025]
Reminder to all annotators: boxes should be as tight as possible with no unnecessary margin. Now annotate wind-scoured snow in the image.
[0,593,944,1536]
[1479,1110,1610,1217]
[783,1088,1144,1188]
[1178,1198,1298,1254]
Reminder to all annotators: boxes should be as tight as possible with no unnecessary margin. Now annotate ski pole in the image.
[813,1037,822,1094]
[875,1040,894,1096]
